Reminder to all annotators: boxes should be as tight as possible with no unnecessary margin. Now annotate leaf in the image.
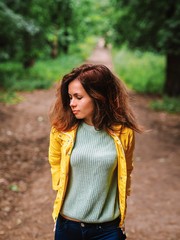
[9,184,19,192]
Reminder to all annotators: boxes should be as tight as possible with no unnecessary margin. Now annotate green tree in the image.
[0,1,47,67]
[0,0,77,64]
[48,0,74,55]
[112,0,180,96]
[71,0,114,44]
[0,0,114,67]
[0,1,40,63]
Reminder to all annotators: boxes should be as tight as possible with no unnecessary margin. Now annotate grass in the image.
[112,46,165,94]
[150,96,180,113]
[1,41,179,113]
[0,91,23,104]
[0,55,83,104]
[0,37,98,104]
[112,46,180,113]
[0,54,83,92]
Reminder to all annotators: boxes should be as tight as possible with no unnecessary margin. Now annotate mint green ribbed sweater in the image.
[61,122,120,223]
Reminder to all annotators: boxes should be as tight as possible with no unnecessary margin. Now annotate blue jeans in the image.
[55,214,126,240]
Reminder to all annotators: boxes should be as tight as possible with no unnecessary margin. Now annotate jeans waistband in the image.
[60,215,120,228]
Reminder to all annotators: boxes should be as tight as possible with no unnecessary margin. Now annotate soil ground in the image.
[0,45,180,240]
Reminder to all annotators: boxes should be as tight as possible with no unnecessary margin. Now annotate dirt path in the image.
[0,45,180,240]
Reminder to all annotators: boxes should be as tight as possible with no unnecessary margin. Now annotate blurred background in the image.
[0,0,180,104]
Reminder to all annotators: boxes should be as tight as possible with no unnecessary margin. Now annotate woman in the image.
[49,64,142,240]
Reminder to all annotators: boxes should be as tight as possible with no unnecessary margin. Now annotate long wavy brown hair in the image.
[49,64,142,133]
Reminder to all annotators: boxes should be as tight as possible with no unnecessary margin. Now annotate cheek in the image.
[87,101,95,114]
[81,98,94,113]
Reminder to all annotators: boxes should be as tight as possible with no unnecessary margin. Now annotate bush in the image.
[0,91,22,104]
[0,54,83,92]
[113,46,165,94]
[112,47,180,113]
[150,96,180,113]
[0,37,98,97]
[69,36,98,59]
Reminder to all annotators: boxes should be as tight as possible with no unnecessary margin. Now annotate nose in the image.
[70,98,77,107]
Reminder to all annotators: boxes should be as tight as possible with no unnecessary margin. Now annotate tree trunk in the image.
[23,32,35,68]
[50,38,58,58]
[164,54,180,96]
[62,30,69,54]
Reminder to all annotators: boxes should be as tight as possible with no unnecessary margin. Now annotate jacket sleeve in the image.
[48,127,61,191]
[125,129,135,196]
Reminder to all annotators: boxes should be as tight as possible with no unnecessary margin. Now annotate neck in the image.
[83,120,94,126]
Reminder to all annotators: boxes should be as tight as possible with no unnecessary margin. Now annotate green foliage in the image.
[112,0,180,55]
[9,184,19,192]
[0,91,22,104]
[150,96,180,113]
[113,47,165,94]
[0,1,42,62]
[0,0,114,65]
[0,53,83,93]
[69,36,98,59]
[72,0,113,42]
[0,0,74,62]
[0,34,96,105]
[111,0,180,97]
[0,2,40,34]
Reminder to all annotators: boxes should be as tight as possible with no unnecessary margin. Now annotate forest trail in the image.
[0,43,180,240]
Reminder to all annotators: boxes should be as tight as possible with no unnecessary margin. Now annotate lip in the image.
[72,110,79,115]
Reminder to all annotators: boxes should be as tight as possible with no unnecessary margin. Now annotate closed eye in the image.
[68,94,83,100]
[77,96,82,100]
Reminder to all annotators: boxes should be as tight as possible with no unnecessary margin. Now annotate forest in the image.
[0,0,180,109]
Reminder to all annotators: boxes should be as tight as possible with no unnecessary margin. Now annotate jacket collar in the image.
[60,124,123,140]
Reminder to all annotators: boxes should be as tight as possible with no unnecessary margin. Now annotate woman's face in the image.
[68,79,95,125]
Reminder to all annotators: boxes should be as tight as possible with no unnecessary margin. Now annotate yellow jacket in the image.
[49,125,134,227]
